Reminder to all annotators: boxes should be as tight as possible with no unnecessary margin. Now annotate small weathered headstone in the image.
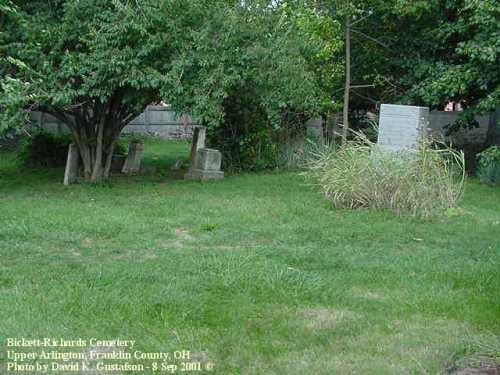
[184,148,224,180]
[171,157,184,171]
[195,148,222,170]
[306,118,324,143]
[377,104,429,152]
[110,154,126,173]
[63,143,80,185]
[189,127,206,167]
[122,140,144,173]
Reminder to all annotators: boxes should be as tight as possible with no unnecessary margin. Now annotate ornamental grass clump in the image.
[305,134,465,218]
[477,145,500,185]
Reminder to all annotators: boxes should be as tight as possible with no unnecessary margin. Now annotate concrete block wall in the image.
[427,111,490,146]
[29,105,199,140]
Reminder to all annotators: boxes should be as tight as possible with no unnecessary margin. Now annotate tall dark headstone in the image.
[122,140,144,173]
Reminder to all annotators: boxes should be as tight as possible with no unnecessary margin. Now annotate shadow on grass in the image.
[0,138,192,190]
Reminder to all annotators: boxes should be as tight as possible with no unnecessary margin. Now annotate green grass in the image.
[1,139,499,374]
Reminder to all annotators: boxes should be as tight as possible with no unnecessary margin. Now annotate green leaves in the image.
[390,0,499,115]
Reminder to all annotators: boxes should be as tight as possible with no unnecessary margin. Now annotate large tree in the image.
[0,0,179,181]
[153,0,329,169]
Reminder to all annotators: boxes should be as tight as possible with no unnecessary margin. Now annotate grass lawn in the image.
[0,138,499,374]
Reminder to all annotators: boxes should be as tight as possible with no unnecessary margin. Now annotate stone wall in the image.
[311,109,494,146]
[28,107,495,145]
[29,105,198,140]
[123,106,197,139]
[427,110,490,146]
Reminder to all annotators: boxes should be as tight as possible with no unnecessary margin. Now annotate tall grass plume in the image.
[304,132,465,218]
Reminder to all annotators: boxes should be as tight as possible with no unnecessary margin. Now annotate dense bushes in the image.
[18,132,73,168]
[305,135,465,218]
[18,132,126,168]
[206,86,313,171]
[477,146,500,185]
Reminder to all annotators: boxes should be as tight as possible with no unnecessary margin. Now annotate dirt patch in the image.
[144,251,158,259]
[351,288,386,301]
[298,307,359,330]
[448,355,500,375]
[82,238,94,246]
[157,239,184,249]
[175,228,194,241]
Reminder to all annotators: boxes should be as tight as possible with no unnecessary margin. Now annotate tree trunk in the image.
[80,144,93,181]
[49,94,136,183]
[103,139,116,178]
[75,130,92,180]
[342,17,351,146]
[90,119,105,182]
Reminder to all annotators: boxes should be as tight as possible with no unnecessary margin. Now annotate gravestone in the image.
[111,154,126,173]
[377,104,429,152]
[122,140,144,173]
[170,157,184,171]
[184,148,224,180]
[63,143,80,185]
[306,118,324,143]
[189,127,206,167]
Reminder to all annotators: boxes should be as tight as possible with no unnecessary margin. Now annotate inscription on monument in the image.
[377,104,429,152]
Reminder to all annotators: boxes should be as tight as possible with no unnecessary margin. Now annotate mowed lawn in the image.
[0,139,499,374]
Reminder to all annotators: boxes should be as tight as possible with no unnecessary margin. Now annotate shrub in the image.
[18,132,73,168]
[477,146,500,185]
[276,138,335,169]
[18,132,127,168]
[206,84,316,172]
[304,134,465,218]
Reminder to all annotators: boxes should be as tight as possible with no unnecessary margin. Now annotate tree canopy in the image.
[392,0,499,123]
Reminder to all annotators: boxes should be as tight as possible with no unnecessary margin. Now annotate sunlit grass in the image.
[0,139,499,374]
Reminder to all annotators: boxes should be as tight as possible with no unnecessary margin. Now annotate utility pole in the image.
[339,9,384,146]
[342,16,351,145]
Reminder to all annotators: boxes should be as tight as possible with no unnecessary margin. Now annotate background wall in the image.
[427,110,491,146]
[29,105,199,139]
[29,106,496,146]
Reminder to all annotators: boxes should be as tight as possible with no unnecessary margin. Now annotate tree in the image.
[155,1,330,169]
[1,0,173,181]
[303,0,394,142]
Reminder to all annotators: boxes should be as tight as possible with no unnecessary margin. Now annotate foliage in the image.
[2,0,497,175]
[150,1,329,170]
[276,138,335,170]
[305,134,465,217]
[17,131,127,168]
[312,0,498,134]
[283,1,344,111]
[385,0,499,122]
[0,0,167,180]
[17,132,73,168]
[477,145,500,184]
